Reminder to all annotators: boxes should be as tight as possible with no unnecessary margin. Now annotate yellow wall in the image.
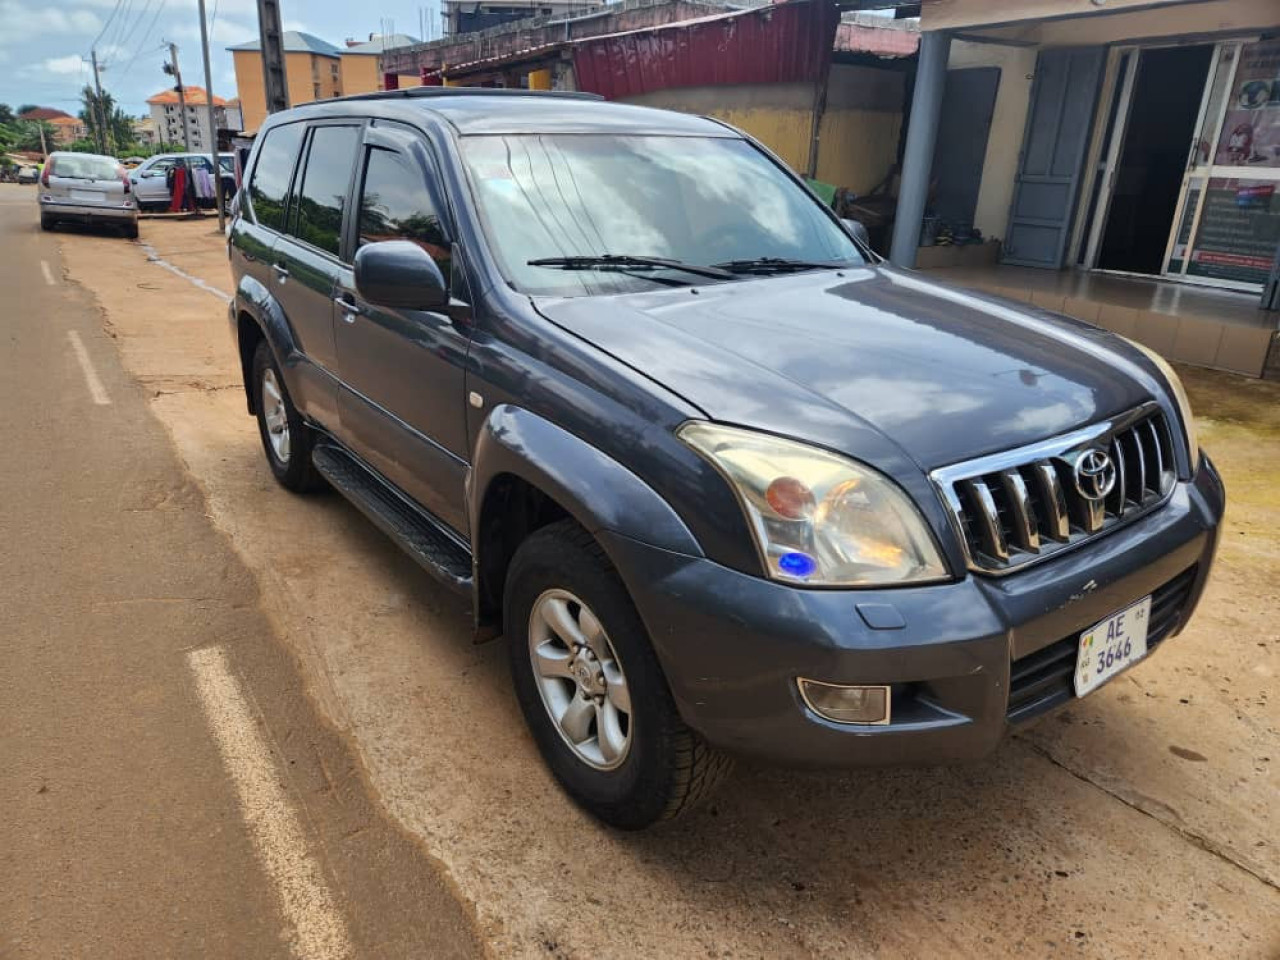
[623,83,816,173]
[233,49,268,132]
[621,75,905,195]
[947,40,1036,239]
[340,54,382,95]
[815,64,905,195]
[233,48,347,132]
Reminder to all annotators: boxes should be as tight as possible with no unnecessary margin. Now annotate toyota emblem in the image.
[1074,448,1117,502]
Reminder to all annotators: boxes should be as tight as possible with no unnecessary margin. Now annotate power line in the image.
[116,1,168,81]
[87,0,128,56]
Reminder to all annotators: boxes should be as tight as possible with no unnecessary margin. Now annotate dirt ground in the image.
[56,215,1280,958]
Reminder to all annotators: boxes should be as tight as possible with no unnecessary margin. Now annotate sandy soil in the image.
[58,216,1280,958]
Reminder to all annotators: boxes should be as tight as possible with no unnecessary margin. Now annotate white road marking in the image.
[40,260,55,286]
[187,646,353,960]
[66,330,110,406]
[140,241,232,302]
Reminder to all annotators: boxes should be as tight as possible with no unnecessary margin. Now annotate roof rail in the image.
[321,87,605,105]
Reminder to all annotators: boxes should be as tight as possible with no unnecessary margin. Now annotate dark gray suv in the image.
[228,89,1224,829]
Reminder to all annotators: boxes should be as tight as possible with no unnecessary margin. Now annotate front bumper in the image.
[603,457,1225,767]
[40,198,137,223]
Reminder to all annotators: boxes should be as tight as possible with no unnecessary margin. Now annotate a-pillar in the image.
[889,30,951,268]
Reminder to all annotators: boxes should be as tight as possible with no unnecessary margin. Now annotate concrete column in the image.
[889,30,951,268]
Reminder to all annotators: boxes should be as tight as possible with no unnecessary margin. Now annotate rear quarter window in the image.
[248,123,305,232]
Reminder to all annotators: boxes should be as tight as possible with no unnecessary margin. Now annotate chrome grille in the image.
[933,406,1177,573]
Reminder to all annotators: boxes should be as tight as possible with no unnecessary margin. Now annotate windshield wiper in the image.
[712,257,841,274]
[528,255,733,281]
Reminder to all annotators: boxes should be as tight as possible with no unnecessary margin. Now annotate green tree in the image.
[79,86,134,155]
[0,104,14,124]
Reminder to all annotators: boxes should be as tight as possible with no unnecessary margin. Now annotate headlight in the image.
[679,423,948,586]
[1122,338,1200,470]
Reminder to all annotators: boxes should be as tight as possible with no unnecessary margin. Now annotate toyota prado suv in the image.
[227,89,1224,829]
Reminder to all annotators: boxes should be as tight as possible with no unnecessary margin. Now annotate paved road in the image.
[5,186,1279,960]
[0,193,482,956]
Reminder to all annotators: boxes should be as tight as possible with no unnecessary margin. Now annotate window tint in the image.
[248,123,304,232]
[357,148,450,275]
[292,126,360,256]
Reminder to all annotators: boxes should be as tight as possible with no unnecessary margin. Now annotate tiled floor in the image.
[924,264,1279,379]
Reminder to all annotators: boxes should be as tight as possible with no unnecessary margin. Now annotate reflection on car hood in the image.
[532,265,1160,469]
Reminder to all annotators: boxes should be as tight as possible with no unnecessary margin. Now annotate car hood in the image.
[532,265,1159,470]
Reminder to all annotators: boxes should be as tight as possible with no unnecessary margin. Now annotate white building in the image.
[145,86,230,150]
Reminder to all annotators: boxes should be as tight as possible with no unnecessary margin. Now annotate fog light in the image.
[798,679,891,725]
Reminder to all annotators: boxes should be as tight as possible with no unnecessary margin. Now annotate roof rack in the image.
[323,87,605,105]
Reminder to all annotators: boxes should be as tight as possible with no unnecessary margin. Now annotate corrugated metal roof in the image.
[342,33,421,55]
[571,0,839,100]
[833,20,919,58]
[227,31,342,56]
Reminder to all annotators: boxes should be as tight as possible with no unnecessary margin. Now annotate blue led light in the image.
[778,552,817,578]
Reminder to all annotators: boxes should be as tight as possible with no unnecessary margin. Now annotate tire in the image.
[251,339,324,492]
[40,216,53,231]
[123,223,139,240]
[505,520,731,829]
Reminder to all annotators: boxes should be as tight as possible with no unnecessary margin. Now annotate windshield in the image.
[459,134,865,296]
[50,155,120,180]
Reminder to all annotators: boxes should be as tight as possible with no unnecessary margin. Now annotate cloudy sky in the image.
[0,0,442,116]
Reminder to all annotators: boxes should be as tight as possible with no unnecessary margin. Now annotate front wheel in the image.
[251,340,323,492]
[505,520,731,829]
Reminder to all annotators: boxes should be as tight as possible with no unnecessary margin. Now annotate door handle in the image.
[271,262,289,280]
[333,293,362,322]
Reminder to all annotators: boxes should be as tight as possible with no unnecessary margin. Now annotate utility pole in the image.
[197,0,225,231]
[256,0,290,117]
[90,48,111,154]
[165,43,192,152]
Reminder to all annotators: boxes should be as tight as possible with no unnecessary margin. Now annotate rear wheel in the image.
[123,222,138,240]
[505,520,731,829]
[251,340,323,492]
[40,216,53,231]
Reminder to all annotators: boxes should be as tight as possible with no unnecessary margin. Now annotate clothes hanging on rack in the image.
[193,166,215,202]
[168,166,189,213]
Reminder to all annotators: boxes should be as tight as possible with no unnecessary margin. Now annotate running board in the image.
[312,443,472,594]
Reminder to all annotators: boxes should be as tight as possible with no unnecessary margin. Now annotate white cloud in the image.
[0,3,103,42]
[42,54,87,75]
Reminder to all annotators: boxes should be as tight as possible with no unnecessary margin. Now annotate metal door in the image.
[1002,47,1106,268]
[931,66,1000,230]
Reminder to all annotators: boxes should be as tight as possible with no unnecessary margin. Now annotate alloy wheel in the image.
[528,588,633,770]
[260,368,290,463]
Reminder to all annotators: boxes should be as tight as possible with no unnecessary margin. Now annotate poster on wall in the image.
[1186,178,1279,285]
[1214,39,1280,169]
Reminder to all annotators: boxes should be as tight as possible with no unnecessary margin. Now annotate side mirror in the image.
[842,218,871,246]
[354,240,449,311]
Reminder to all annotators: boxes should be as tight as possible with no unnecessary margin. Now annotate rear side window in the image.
[248,123,304,232]
[291,126,360,257]
[356,147,450,275]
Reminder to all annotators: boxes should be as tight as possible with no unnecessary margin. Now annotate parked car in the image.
[129,152,235,211]
[227,90,1224,830]
[17,165,40,184]
[38,151,137,237]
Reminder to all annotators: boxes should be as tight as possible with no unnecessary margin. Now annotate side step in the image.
[312,443,472,594]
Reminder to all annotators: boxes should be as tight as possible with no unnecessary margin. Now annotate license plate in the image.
[1075,596,1151,697]
[70,189,104,202]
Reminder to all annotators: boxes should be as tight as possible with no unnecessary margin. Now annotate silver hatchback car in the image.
[39,152,139,238]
